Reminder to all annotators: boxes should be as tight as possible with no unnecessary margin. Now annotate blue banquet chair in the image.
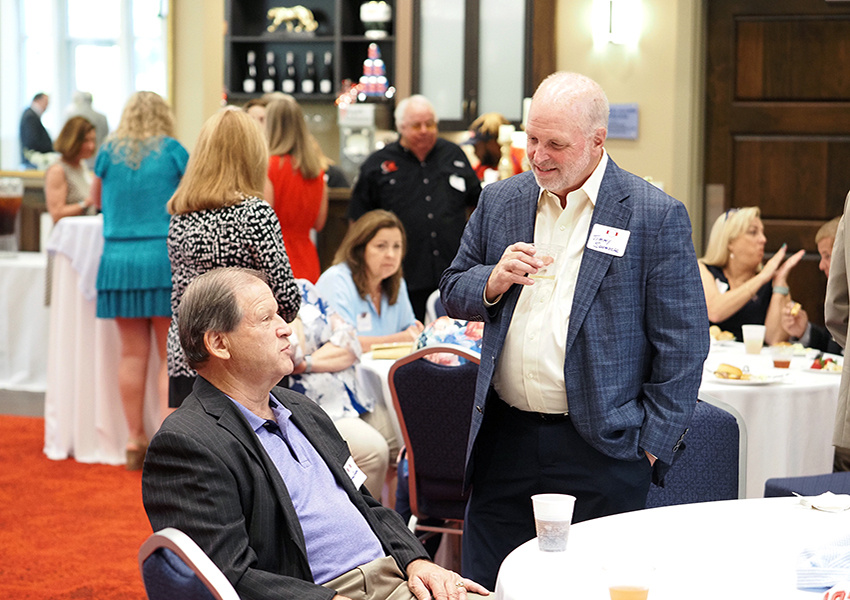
[388,344,480,538]
[765,471,850,498]
[138,527,239,600]
[645,393,747,508]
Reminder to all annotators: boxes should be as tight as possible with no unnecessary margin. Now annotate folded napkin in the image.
[797,532,850,591]
[799,492,850,513]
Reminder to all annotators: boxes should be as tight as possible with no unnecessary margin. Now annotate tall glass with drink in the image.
[741,324,766,355]
[530,243,565,282]
[0,177,24,252]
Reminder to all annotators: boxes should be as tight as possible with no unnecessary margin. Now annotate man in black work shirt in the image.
[348,95,480,321]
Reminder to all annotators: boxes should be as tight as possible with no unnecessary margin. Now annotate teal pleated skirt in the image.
[96,237,172,319]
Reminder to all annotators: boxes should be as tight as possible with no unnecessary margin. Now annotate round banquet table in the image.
[494,497,849,599]
[701,341,841,498]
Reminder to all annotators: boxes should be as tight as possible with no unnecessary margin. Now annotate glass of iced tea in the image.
[0,177,24,252]
[772,343,793,368]
[604,564,655,600]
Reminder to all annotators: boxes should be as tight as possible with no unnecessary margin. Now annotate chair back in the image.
[765,472,850,498]
[389,344,480,522]
[645,393,747,508]
[138,528,239,600]
[424,289,447,324]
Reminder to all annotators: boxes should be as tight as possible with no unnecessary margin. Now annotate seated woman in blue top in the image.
[317,209,424,352]
[699,206,804,345]
[288,279,392,499]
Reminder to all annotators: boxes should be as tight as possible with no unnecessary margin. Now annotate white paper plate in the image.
[710,340,737,347]
[712,375,788,386]
[805,367,842,375]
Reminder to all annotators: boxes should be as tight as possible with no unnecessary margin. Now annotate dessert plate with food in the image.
[805,356,843,374]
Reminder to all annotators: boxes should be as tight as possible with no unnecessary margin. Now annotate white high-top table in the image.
[0,251,49,392]
[43,216,160,465]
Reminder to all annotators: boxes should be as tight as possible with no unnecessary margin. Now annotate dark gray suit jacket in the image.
[142,377,428,600]
[440,163,709,479]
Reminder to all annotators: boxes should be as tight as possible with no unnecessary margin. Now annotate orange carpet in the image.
[0,415,150,599]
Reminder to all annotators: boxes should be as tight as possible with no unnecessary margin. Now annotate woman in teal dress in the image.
[90,91,188,469]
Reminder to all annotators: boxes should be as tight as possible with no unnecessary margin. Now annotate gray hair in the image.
[394,94,438,131]
[178,267,267,370]
[72,91,93,105]
[533,72,610,135]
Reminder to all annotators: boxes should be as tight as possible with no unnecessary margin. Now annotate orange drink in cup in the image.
[604,564,654,600]
[609,586,649,600]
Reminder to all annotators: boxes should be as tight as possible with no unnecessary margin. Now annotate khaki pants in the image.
[323,556,485,600]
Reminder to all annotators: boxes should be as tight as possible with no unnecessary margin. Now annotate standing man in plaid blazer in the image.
[440,72,709,589]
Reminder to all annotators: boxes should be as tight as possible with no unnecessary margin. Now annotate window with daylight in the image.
[1,0,169,168]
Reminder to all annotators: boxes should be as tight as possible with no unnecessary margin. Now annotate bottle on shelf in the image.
[301,51,317,94]
[262,51,278,94]
[282,51,298,94]
[319,51,333,95]
[243,50,258,94]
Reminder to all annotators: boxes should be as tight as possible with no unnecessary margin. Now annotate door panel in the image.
[706,0,850,328]
[736,18,850,101]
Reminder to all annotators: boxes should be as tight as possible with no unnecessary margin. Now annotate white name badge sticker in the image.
[449,174,467,193]
[357,311,372,332]
[344,455,368,490]
[586,223,630,257]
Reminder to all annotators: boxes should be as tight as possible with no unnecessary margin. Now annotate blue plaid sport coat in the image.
[440,160,709,478]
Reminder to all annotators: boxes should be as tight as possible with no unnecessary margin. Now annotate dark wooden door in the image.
[705,0,850,327]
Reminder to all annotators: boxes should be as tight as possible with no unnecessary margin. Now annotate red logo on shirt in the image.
[381,160,398,174]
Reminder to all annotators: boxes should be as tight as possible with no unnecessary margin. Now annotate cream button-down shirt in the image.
[492,151,609,414]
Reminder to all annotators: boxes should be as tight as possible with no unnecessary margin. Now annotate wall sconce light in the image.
[592,0,642,46]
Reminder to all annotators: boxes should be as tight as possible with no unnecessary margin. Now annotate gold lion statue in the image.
[267,6,319,33]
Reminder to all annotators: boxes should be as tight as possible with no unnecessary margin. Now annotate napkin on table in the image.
[799,492,850,513]
[797,531,850,591]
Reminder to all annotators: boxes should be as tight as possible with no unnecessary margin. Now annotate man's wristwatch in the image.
[303,355,313,373]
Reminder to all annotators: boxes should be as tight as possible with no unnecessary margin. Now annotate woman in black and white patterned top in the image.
[166,108,300,407]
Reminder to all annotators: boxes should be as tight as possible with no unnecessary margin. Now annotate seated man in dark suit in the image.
[142,267,487,600]
[782,217,843,355]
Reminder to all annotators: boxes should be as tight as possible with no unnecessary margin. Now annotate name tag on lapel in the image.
[344,455,368,490]
[586,223,630,257]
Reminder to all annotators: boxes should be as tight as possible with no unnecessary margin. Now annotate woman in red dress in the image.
[264,95,328,282]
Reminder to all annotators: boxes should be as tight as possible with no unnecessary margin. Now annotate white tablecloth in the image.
[357,342,842,499]
[702,342,841,498]
[356,353,403,445]
[0,252,49,391]
[43,216,160,465]
[495,497,847,599]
